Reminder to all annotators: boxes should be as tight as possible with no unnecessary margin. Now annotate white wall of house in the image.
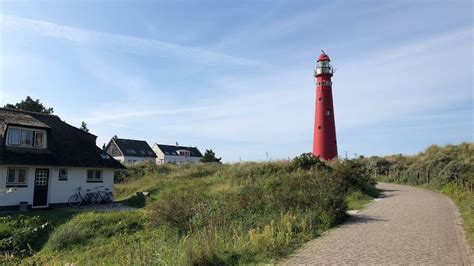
[163,155,202,164]
[153,146,166,164]
[112,156,155,165]
[0,165,114,207]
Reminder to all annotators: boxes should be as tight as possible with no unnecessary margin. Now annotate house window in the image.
[178,150,190,157]
[6,168,28,187]
[87,170,103,182]
[34,132,44,147]
[59,168,68,180]
[7,128,46,148]
[8,128,21,145]
[20,130,33,145]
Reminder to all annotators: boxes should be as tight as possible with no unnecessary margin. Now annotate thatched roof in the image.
[0,108,124,169]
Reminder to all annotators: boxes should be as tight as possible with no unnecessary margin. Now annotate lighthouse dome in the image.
[317,53,330,62]
[315,51,333,76]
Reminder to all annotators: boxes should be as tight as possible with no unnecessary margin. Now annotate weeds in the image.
[4,156,377,265]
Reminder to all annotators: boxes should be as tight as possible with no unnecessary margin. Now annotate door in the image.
[33,169,49,208]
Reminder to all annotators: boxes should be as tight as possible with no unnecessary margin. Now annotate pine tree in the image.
[4,96,54,114]
[200,149,222,163]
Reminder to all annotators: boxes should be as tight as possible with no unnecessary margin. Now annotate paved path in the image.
[282,183,472,265]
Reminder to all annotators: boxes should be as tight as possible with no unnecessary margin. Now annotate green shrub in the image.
[123,193,147,208]
[47,224,89,248]
[290,153,330,171]
[21,156,381,264]
[346,190,372,210]
[0,215,49,256]
[149,187,206,234]
[46,211,144,250]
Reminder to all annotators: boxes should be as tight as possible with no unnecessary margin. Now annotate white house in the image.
[152,143,203,164]
[0,108,124,211]
[105,136,157,165]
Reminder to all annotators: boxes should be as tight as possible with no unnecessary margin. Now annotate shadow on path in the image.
[347,214,388,225]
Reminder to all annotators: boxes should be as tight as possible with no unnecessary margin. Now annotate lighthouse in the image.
[313,51,338,160]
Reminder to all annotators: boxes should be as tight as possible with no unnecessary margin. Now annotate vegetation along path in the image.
[283,183,473,265]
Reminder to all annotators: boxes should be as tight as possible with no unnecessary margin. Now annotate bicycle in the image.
[94,186,114,205]
[68,186,100,207]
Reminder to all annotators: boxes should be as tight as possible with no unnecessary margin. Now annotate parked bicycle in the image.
[68,186,100,207]
[94,186,114,205]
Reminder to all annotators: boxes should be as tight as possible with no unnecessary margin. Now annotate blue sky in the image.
[0,0,472,162]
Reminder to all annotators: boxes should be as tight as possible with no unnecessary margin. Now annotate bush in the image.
[23,156,382,264]
[149,187,206,234]
[0,215,49,256]
[115,163,174,183]
[290,153,329,171]
[47,212,144,250]
[47,225,89,248]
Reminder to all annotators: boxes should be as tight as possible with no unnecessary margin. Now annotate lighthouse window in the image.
[318,126,322,129]
[319,97,322,101]
[325,111,331,116]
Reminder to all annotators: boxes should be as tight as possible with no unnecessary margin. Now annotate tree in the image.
[80,121,89,132]
[200,149,222,163]
[4,96,54,114]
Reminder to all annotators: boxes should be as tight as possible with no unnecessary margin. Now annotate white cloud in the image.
[1,7,471,161]
[82,25,472,161]
[0,14,266,67]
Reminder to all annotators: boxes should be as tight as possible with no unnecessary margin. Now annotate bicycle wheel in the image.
[68,194,82,208]
[87,193,100,205]
[105,192,114,204]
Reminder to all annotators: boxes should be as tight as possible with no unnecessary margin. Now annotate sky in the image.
[0,0,472,162]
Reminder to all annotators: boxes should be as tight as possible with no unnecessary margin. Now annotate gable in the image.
[105,140,123,157]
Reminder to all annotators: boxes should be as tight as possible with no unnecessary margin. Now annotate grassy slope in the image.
[2,161,377,265]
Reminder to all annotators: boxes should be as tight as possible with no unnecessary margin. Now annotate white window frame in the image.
[86,169,103,183]
[20,130,33,145]
[6,168,28,187]
[34,131,45,147]
[6,126,47,148]
[59,168,68,181]
[7,128,21,145]
[178,150,191,157]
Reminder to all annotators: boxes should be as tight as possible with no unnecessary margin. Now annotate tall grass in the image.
[8,157,377,265]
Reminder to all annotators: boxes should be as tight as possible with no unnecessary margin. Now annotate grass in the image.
[345,190,373,211]
[2,159,377,264]
[0,209,77,252]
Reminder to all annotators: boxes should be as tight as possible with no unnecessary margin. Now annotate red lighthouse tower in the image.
[313,51,338,160]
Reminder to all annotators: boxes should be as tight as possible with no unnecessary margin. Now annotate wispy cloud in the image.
[0,14,266,67]
[75,25,472,148]
[1,2,471,161]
